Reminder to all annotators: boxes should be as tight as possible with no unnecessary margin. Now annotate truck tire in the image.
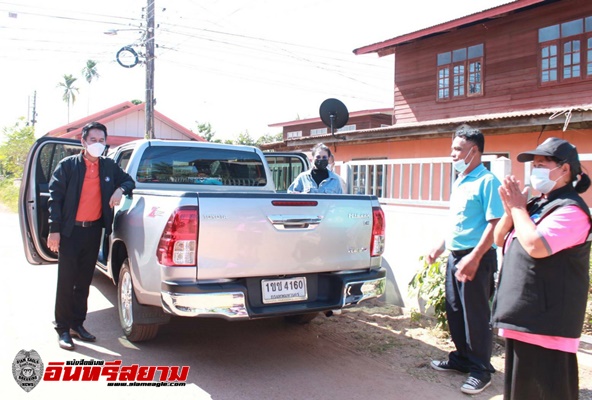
[284,312,319,324]
[118,259,160,342]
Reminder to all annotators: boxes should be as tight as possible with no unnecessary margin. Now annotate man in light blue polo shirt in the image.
[426,124,503,395]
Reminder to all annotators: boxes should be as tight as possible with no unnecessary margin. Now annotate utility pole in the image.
[145,0,155,139]
[28,91,38,127]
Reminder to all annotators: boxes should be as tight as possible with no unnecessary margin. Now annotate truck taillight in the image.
[157,206,198,266]
[370,206,385,257]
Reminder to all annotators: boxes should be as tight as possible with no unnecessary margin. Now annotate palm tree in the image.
[82,60,99,114]
[57,74,79,123]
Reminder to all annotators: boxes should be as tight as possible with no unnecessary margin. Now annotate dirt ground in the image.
[304,299,592,399]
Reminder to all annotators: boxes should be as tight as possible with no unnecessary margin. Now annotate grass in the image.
[0,178,19,213]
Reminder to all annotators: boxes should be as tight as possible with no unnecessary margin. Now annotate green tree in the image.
[57,74,79,122]
[196,122,220,143]
[0,118,36,178]
[234,131,256,146]
[82,60,100,113]
[256,132,283,145]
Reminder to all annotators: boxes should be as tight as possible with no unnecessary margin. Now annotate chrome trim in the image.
[161,291,249,318]
[195,278,237,284]
[342,277,386,307]
[332,269,369,275]
[267,214,322,230]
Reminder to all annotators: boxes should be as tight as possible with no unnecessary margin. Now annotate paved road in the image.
[0,208,469,400]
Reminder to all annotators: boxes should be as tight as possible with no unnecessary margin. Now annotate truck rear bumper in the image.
[161,268,386,319]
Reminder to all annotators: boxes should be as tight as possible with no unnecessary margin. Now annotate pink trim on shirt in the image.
[537,205,591,253]
[500,205,591,352]
[498,328,580,353]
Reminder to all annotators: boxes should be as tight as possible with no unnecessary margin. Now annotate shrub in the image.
[408,255,448,331]
[0,178,19,213]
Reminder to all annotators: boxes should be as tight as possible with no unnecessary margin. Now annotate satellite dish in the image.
[319,98,349,138]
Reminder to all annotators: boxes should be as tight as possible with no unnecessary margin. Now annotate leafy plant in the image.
[408,255,448,331]
[0,118,35,178]
[0,178,19,212]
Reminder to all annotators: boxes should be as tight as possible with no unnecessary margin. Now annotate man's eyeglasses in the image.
[315,156,328,160]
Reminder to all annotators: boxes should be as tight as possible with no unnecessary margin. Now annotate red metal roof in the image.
[284,104,592,141]
[45,101,205,143]
[269,107,393,128]
[353,0,548,56]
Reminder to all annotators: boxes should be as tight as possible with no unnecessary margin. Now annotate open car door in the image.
[19,137,83,264]
[263,152,309,192]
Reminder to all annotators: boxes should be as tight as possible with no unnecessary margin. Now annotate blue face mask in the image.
[530,166,565,194]
[453,147,474,173]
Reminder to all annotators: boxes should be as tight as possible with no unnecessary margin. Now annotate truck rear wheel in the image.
[118,260,160,342]
[284,312,319,324]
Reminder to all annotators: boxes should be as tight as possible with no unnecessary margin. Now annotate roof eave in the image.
[353,0,548,56]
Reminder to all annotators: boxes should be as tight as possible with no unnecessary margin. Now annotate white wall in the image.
[380,204,449,308]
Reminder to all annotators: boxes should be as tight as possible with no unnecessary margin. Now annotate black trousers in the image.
[504,338,579,400]
[54,225,102,334]
[445,248,497,381]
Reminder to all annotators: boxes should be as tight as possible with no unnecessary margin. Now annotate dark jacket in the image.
[48,153,135,237]
[492,185,591,338]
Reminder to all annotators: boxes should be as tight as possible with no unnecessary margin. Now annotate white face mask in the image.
[85,142,105,158]
[453,147,474,173]
[530,166,565,194]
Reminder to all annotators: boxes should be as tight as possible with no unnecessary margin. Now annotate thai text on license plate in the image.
[261,277,307,304]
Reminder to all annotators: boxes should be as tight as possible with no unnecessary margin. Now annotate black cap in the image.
[517,137,581,172]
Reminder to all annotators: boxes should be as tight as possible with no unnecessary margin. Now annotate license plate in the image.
[261,277,307,304]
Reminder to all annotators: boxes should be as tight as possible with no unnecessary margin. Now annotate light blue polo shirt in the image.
[287,170,343,194]
[446,163,504,251]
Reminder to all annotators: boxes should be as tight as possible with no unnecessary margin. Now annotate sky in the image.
[0,0,512,141]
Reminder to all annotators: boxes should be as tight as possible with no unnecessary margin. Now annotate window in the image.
[351,158,387,197]
[310,128,327,136]
[286,130,302,139]
[337,124,356,132]
[136,146,267,187]
[265,155,306,192]
[437,44,483,100]
[116,150,133,172]
[539,16,592,85]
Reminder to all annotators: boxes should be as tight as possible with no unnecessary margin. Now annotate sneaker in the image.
[430,360,466,372]
[461,376,491,395]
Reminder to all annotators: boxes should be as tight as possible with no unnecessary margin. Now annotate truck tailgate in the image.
[196,193,377,280]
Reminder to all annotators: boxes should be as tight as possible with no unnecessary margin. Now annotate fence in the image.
[334,153,591,307]
[336,154,508,207]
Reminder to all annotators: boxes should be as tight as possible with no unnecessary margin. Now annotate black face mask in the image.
[314,159,329,170]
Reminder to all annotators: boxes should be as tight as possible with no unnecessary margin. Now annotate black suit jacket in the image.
[48,153,135,237]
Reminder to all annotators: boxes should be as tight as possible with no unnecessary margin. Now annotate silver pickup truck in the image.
[20,138,386,341]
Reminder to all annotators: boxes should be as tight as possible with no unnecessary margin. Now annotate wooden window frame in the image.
[539,40,559,86]
[562,38,582,81]
[467,59,483,97]
[538,28,592,86]
[310,128,327,136]
[437,66,450,100]
[436,53,484,101]
[587,36,592,77]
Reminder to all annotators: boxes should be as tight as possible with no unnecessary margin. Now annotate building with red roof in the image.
[44,101,205,146]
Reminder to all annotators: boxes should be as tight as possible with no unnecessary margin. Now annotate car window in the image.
[136,146,267,186]
[265,155,306,192]
[116,150,133,172]
[38,143,81,183]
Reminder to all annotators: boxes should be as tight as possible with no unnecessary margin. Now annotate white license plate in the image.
[261,277,308,304]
